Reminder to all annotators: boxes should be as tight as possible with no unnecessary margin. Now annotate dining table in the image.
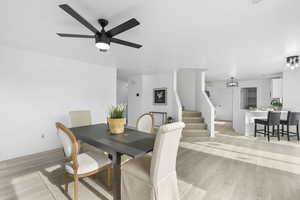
[70,123,156,200]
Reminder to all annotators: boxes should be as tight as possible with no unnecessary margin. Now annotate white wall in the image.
[178,69,196,111]
[232,79,272,134]
[127,73,174,127]
[283,68,300,111]
[117,80,128,105]
[127,76,143,127]
[142,73,174,117]
[206,81,233,121]
[0,45,116,161]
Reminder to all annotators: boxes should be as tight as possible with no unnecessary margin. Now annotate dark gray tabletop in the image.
[70,123,155,158]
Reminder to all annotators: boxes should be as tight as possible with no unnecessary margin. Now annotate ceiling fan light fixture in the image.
[95,33,110,51]
[226,77,239,87]
[95,42,110,50]
[286,55,299,70]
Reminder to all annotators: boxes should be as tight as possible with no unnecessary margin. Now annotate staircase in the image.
[182,111,209,137]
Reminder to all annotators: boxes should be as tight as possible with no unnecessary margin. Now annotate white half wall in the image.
[0,45,116,161]
[196,71,215,137]
[283,68,300,111]
[173,70,182,122]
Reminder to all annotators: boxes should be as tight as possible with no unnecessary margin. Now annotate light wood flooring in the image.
[1,133,300,200]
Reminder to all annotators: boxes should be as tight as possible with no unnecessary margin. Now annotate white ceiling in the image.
[0,0,299,81]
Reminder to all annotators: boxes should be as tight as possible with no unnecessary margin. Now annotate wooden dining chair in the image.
[136,113,155,133]
[55,122,112,200]
[121,122,185,200]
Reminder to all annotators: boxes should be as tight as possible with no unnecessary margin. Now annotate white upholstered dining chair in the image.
[121,122,185,200]
[136,113,155,133]
[69,110,92,127]
[56,122,112,200]
[69,110,98,152]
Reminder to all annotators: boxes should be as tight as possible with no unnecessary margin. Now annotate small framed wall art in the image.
[153,88,167,105]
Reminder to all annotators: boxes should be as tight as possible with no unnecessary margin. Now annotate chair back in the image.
[288,112,300,125]
[267,111,281,125]
[150,122,185,184]
[69,110,92,127]
[55,122,79,169]
[136,113,154,133]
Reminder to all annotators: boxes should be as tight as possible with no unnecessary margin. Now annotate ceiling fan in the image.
[57,4,142,52]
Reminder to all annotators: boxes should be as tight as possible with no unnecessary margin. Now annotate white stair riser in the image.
[183,118,203,123]
[215,123,233,131]
[182,112,202,118]
[184,123,206,129]
[182,131,209,137]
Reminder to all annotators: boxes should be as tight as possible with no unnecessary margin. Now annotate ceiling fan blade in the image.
[106,18,140,37]
[111,38,142,48]
[59,4,99,34]
[57,33,95,38]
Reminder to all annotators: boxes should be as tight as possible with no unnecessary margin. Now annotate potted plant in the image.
[167,116,174,124]
[271,100,283,111]
[108,104,126,134]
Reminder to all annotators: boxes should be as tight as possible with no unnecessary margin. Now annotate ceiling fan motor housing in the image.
[95,32,110,44]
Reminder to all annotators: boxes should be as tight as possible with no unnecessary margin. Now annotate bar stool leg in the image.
[277,125,280,141]
[281,124,284,136]
[287,125,290,141]
[264,125,266,137]
[297,124,299,141]
[272,126,275,137]
[267,125,270,142]
[254,122,257,137]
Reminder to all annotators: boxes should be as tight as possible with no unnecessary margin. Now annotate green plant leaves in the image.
[109,104,125,119]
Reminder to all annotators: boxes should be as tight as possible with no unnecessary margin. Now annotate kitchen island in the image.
[234,109,287,136]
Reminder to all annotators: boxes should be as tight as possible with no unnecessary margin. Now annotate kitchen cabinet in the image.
[271,79,282,99]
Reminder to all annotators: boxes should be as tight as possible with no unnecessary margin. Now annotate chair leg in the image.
[297,124,299,141]
[287,125,290,141]
[277,125,280,141]
[254,123,257,137]
[267,126,270,142]
[74,175,79,200]
[64,172,69,194]
[272,125,275,137]
[281,124,284,136]
[264,125,266,137]
[107,166,112,189]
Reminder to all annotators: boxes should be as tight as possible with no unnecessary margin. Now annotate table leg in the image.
[112,152,122,200]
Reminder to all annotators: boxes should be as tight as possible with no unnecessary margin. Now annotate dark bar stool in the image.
[254,111,281,142]
[280,111,300,141]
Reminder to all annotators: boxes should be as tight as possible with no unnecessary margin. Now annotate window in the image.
[240,87,257,109]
